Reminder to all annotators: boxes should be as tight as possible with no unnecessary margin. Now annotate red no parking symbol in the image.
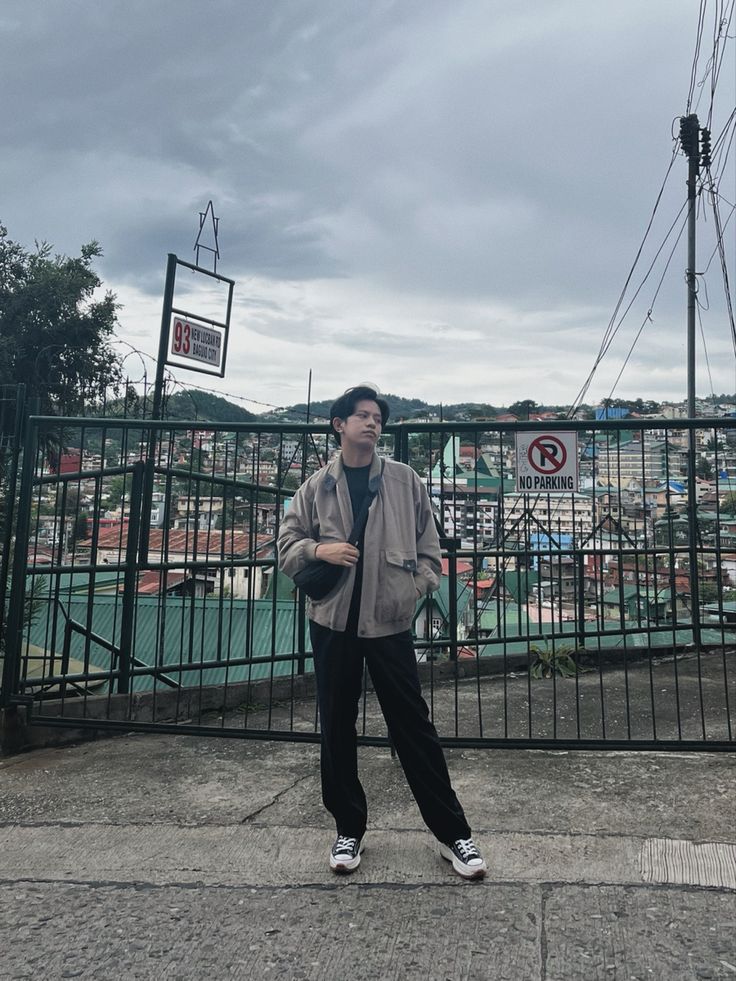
[528,435,568,474]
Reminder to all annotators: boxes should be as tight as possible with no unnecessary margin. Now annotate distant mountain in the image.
[151,388,703,426]
[164,390,257,423]
[283,393,433,422]
[281,394,513,422]
[162,390,548,424]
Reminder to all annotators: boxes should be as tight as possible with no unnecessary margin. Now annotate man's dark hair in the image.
[329,385,390,445]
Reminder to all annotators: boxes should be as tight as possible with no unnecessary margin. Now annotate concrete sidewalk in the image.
[0,733,735,980]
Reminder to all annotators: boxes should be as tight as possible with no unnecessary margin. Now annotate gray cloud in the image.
[1,0,732,406]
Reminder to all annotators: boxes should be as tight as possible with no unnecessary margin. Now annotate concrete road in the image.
[1,734,735,980]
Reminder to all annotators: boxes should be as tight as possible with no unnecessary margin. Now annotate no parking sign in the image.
[515,432,578,493]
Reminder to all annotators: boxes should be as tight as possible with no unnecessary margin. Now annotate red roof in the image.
[125,571,188,594]
[30,549,54,566]
[83,528,273,557]
[440,559,474,576]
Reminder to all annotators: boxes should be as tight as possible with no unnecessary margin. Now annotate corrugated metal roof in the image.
[502,569,539,602]
[417,576,472,625]
[470,623,722,657]
[27,595,311,693]
[595,407,630,421]
[80,528,274,558]
[265,570,298,601]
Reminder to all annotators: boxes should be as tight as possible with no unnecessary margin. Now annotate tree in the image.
[699,582,720,605]
[508,399,538,419]
[105,475,128,508]
[0,224,124,659]
[0,223,122,415]
[73,513,90,544]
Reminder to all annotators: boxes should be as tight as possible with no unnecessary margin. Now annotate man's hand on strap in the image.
[315,542,360,567]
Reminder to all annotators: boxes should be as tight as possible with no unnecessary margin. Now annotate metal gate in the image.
[0,385,26,696]
[2,413,734,750]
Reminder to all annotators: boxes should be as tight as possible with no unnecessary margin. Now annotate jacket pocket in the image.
[378,549,418,621]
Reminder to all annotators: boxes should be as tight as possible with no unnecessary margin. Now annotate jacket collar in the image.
[324,451,383,491]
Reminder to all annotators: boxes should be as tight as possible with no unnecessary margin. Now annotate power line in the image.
[704,0,736,127]
[705,167,736,354]
[696,292,717,396]
[160,372,332,421]
[604,209,689,401]
[708,106,736,181]
[570,171,686,413]
[688,0,709,113]
[701,188,736,276]
[574,1,736,412]
[109,339,330,420]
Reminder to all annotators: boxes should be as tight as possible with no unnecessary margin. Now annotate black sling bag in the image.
[293,462,384,600]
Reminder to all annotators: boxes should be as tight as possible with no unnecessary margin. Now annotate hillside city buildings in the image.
[26,398,736,659]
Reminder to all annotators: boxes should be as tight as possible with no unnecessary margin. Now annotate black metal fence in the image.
[0,385,26,677]
[2,412,735,750]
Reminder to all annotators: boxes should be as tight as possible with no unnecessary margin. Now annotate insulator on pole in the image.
[679,113,700,163]
[700,127,711,169]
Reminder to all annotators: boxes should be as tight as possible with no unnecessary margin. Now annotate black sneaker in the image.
[439,837,487,879]
[330,835,364,873]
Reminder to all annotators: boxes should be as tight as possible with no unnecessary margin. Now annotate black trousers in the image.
[310,620,471,845]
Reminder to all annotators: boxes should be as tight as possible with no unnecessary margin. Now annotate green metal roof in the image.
[475,453,499,476]
[502,569,539,602]
[602,586,671,605]
[603,586,640,603]
[477,604,547,634]
[430,436,465,480]
[47,571,126,594]
[470,625,729,658]
[21,594,735,687]
[418,576,472,623]
[265,570,298,601]
[592,430,635,447]
[27,595,311,693]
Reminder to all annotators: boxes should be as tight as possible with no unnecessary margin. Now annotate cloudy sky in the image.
[2,0,735,411]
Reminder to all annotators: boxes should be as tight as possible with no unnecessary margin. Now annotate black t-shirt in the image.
[342,463,371,633]
[343,463,371,542]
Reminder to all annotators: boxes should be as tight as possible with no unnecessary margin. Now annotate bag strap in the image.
[347,459,385,546]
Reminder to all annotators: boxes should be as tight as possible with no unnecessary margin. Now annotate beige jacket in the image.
[277,452,441,637]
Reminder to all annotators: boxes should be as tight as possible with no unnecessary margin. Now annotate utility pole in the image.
[140,253,177,561]
[679,113,709,651]
[680,113,700,419]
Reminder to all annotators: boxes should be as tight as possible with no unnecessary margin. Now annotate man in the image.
[278,384,486,880]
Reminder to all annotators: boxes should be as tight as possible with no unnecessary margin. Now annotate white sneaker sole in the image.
[330,841,365,874]
[439,843,487,880]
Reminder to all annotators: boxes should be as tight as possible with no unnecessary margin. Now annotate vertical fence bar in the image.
[119,459,145,695]
[1,409,37,706]
[687,424,702,649]
[443,535,460,664]
[296,428,309,675]
[0,384,25,662]
[576,551,586,652]
[4,415,733,749]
